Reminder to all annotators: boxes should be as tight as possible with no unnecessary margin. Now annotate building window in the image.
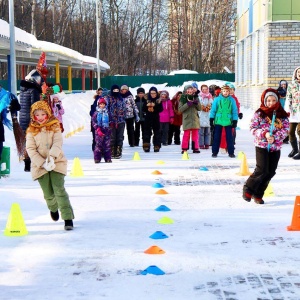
[252,31,257,84]
[243,39,247,85]
[237,43,243,85]
[258,29,264,84]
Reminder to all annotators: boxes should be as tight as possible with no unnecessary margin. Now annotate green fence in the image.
[100,73,235,89]
[0,73,235,92]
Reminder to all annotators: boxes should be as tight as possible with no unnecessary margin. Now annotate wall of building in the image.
[272,0,300,21]
[235,0,300,108]
[235,21,300,109]
[237,0,269,41]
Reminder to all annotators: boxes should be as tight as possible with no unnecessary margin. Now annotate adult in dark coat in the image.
[142,86,163,152]
[134,87,147,146]
[19,69,43,171]
[106,85,126,159]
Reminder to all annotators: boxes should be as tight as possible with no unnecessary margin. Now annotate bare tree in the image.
[0,0,8,19]
[168,0,236,73]
[0,0,236,79]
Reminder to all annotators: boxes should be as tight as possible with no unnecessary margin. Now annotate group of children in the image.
[3,71,295,233]
[89,81,294,206]
[89,82,243,163]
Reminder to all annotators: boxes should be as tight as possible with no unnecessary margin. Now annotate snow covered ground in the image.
[1,86,300,300]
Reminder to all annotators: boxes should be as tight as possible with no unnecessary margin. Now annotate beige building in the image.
[235,0,300,108]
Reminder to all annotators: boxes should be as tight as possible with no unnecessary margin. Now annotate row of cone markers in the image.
[3,153,300,241]
[141,160,171,276]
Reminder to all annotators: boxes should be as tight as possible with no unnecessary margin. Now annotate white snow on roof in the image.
[0,19,110,70]
[82,55,110,69]
[36,40,83,61]
[0,19,37,46]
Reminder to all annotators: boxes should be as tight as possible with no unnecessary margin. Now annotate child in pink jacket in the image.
[159,90,174,146]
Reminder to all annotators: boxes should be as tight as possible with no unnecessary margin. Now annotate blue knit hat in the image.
[225,82,235,90]
[191,82,198,89]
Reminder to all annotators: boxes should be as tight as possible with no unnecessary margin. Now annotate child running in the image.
[243,88,289,204]
[26,100,74,230]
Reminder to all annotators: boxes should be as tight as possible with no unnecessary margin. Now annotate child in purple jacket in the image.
[51,95,65,132]
[243,88,289,204]
[159,90,174,146]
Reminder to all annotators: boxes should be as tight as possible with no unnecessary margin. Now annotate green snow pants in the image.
[38,171,74,220]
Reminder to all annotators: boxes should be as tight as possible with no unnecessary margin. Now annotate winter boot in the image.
[111,146,116,158]
[253,196,264,204]
[242,186,252,202]
[50,210,59,222]
[24,158,31,172]
[288,140,298,158]
[115,146,122,159]
[181,149,188,154]
[143,143,150,152]
[283,136,289,144]
[64,220,74,231]
[293,142,300,160]
[154,145,160,152]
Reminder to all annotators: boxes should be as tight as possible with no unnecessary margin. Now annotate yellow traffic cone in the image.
[264,183,275,197]
[4,203,28,236]
[237,151,244,160]
[70,157,84,177]
[182,151,189,160]
[132,152,141,161]
[236,153,251,176]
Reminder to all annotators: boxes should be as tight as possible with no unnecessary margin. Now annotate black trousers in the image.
[168,124,181,144]
[110,122,125,147]
[160,122,169,145]
[144,118,161,147]
[134,121,145,146]
[125,117,135,146]
[244,147,280,198]
[91,123,96,151]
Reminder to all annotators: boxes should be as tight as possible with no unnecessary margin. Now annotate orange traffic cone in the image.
[287,196,300,231]
[236,153,251,176]
[152,170,162,175]
[144,245,165,254]
[155,189,168,195]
